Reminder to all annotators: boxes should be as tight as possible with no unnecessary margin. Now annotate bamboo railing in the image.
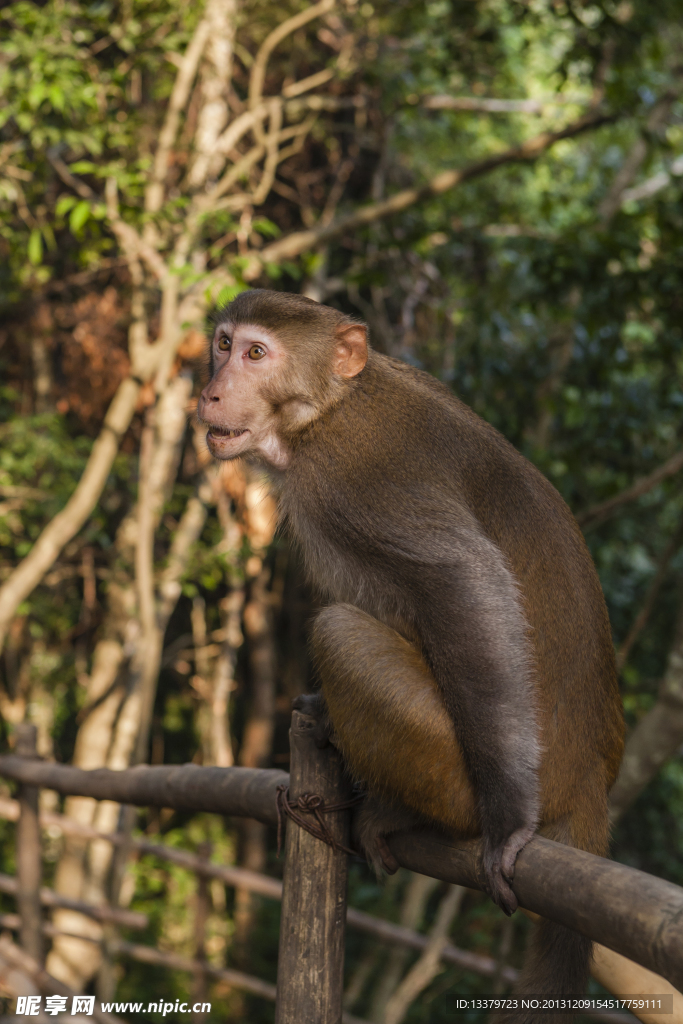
[0,716,682,1023]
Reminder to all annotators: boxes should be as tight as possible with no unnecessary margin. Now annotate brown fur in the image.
[202,290,625,1011]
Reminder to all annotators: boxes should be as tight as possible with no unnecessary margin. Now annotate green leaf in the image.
[28,229,42,266]
[27,82,46,109]
[69,200,91,233]
[48,84,65,111]
[69,161,97,174]
[55,195,77,217]
[215,284,246,308]
[252,217,281,239]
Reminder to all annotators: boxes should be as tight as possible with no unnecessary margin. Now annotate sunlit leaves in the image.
[27,229,42,265]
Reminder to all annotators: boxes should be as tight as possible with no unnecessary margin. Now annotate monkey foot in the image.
[292,692,333,749]
[376,836,399,875]
[484,825,536,916]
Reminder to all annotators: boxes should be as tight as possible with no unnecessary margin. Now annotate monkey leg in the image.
[310,603,480,842]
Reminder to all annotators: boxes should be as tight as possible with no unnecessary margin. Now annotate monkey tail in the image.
[495,808,606,1024]
[502,919,591,1023]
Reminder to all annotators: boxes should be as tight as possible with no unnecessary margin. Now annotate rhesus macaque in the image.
[198,289,624,1003]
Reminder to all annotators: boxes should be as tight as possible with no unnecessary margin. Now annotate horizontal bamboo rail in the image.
[0,873,147,929]
[0,756,288,820]
[0,794,518,982]
[1,754,682,990]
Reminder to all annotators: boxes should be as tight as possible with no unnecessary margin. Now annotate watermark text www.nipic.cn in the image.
[15,996,212,1016]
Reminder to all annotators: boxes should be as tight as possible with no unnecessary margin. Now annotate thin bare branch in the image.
[105,177,169,283]
[0,377,140,655]
[158,495,209,624]
[136,413,157,639]
[616,520,683,671]
[621,155,683,204]
[423,94,583,113]
[47,151,96,199]
[145,15,213,214]
[577,449,683,529]
[598,90,679,223]
[368,873,439,1021]
[177,117,318,259]
[382,885,466,1024]
[248,0,336,110]
[243,110,616,276]
[251,100,284,206]
[206,144,266,204]
[282,66,335,98]
[213,103,274,159]
[187,0,239,189]
[609,603,683,825]
[0,330,193,658]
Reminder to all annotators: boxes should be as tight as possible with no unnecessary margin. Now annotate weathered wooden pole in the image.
[15,723,43,966]
[275,710,351,1024]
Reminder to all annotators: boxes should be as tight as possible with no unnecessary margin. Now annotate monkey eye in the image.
[217,334,231,352]
[248,344,266,360]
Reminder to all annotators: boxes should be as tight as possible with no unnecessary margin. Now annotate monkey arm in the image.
[405,529,541,915]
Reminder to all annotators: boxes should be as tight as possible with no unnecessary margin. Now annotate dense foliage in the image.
[1,0,683,1021]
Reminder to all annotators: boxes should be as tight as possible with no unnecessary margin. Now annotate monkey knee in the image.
[310,603,382,669]
[311,604,360,657]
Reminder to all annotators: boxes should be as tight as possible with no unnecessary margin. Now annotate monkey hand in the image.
[483,824,536,917]
[292,693,334,749]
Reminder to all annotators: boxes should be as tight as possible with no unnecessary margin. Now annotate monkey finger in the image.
[500,823,537,882]
[483,841,520,916]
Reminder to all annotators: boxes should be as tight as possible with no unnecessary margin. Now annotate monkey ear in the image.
[333,324,368,378]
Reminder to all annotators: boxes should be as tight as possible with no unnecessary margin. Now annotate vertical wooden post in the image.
[15,723,43,966]
[275,710,351,1024]
[192,841,211,1024]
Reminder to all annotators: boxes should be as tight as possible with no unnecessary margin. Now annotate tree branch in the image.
[157,494,209,625]
[0,377,141,655]
[145,14,212,215]
[243,110,616,276]
[46,151,96,200]
[609,603,683,825]
[616,519,683,671]
[248,0,335,111]
[577,449,683,529]
[598,90,679,224]
[187,0,238,190]
[0,332,193,658]
[422,94,583,113]
[383,885,465,1024]
[105,178,169,283]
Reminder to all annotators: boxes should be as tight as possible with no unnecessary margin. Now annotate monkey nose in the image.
[200,387,221,404]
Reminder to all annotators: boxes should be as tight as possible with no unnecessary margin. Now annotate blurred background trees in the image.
[1,0,683,1020]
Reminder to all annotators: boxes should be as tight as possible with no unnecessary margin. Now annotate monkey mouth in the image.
[206,425,248,440]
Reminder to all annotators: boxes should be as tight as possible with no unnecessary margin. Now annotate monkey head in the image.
[198,289,367,469]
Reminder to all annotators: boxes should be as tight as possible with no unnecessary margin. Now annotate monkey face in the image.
[198,302,368,470]
[198,321,291,469]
